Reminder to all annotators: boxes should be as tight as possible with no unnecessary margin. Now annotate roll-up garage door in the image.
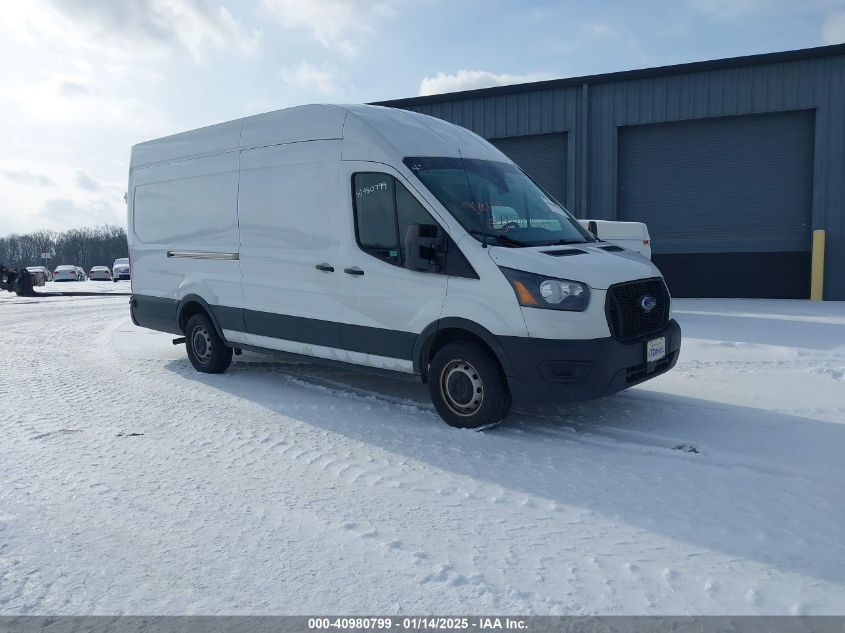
[617,110,814,298]
[490,133,568,208]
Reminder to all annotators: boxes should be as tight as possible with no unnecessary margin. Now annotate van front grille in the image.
[605,278,670,340]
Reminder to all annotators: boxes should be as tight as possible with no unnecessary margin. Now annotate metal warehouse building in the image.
[376,44,845,300]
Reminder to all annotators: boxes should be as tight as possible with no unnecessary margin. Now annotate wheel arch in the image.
[413,318,514,382]
[176,294,225,339]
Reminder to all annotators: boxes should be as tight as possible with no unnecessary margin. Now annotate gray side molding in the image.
[167,251,239,260]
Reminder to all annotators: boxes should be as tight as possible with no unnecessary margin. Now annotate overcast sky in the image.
[1,0,843,235]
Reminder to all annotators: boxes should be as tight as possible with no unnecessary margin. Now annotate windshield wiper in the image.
[468,230,530,247]
[493,234,532,247]
[547,238,589,246]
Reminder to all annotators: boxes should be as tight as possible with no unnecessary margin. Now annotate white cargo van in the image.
[128,104,680,429]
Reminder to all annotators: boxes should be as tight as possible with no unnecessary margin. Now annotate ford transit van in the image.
[128,104,680,429]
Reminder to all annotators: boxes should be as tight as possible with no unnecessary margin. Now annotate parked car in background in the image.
[75,266,88,280]
[113,257,130,282]
[89,266,113,281]
[578,220,652,259]
[26,265,53,281]
[54,265,84,281]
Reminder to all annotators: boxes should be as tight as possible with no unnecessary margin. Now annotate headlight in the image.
[499,267,590,312]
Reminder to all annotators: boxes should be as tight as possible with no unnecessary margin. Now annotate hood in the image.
[486,243,662,290]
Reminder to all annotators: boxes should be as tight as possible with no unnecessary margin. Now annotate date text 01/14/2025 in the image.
[307,617,528,630]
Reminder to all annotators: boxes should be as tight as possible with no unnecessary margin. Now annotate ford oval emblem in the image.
[640,295,657,312]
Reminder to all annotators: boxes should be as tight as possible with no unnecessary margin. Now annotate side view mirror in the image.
[587,220,599,237]
[404,223,445,273]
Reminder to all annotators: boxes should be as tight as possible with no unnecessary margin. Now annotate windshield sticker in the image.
[489,218,519,230]
[463,201,491,213]
[356,181,389,198]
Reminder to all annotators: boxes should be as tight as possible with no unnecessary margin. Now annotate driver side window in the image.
[353,173,439,267]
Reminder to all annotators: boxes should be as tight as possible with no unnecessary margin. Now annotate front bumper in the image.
[501,319,681,405]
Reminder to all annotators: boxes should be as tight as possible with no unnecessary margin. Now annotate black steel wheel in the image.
[428,341,511,429]
[185,313,232,374]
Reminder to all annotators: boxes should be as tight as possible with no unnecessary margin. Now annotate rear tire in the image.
[428,341,511,429]
[185,313,232,374]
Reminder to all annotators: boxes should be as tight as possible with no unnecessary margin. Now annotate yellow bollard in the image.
[810,229,825,301]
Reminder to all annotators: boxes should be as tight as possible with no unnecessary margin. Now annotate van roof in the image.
[130,104,504,170]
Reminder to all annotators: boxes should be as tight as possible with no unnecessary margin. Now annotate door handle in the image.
[343,267,365,276]
[315,263,334,272]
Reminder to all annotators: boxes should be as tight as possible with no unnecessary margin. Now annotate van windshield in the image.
[403,156,594,247]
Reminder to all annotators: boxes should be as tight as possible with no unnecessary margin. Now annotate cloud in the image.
[418,70,552,96]
[582,21,620,38]
[76,171,103,192]
[5,0,261,62]
[1,169,57,187]
[263,0,396,57]
[38,197,122,229]
[279,61,346,96]
[822,11,845,43]
[58,80,89,97]
[14,72,170,135]
[0,161,125,234]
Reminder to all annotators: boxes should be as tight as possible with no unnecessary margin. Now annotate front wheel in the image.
[185,313,232,374]
[428,341,511,429]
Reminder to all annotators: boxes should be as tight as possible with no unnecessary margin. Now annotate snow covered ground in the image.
[1,287,843,615]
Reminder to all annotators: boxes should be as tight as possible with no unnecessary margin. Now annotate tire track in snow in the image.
[2,294,844,614]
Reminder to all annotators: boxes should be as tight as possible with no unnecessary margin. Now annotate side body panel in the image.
[129,152,242,309]
[439,236,529,339]
[237,140,347,349]
[230,154,455,373]
[336,161,449,344]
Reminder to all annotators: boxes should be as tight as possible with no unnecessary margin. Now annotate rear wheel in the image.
[185,313,232,374]
[428,341,511,429]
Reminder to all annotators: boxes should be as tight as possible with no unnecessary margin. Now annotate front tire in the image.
[185,314,232,374]
[428,341,511,429]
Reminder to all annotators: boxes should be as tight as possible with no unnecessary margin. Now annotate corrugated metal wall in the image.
[387,51,845,300]
[617,110,815,254]
[489,133,568,204]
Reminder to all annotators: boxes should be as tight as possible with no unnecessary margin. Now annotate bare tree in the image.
[0,225,128,272]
